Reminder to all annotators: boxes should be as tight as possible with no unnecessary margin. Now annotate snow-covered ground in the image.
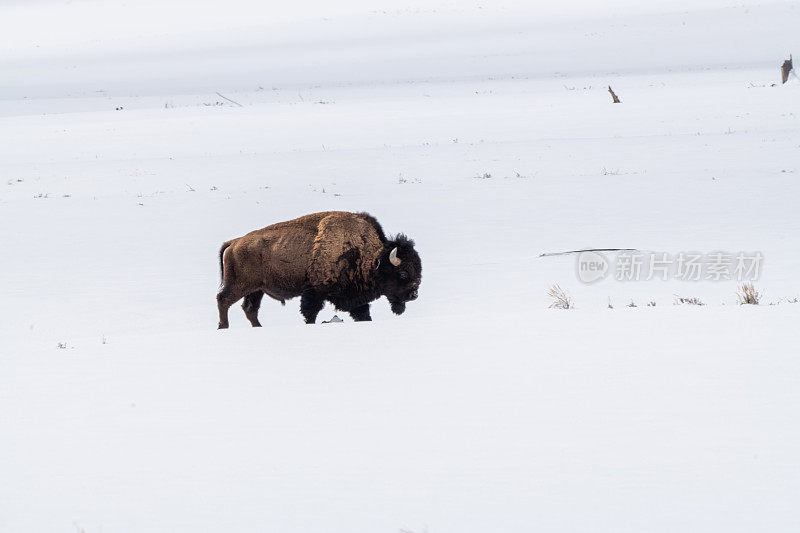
[1,1,799,531]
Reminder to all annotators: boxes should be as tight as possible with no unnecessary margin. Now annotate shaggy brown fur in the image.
[216,211,421,328]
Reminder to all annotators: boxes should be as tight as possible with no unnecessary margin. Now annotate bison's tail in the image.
[218,241,232,286]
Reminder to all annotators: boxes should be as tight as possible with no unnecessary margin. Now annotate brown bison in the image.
[216,211,421,328]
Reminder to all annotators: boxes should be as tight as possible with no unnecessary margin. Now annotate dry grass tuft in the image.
[547,284,573,309]
[737,283,761,305]
[601,167,620,176]
[674,296,705,306]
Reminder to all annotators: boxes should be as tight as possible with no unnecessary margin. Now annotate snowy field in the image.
[2,1,800,531]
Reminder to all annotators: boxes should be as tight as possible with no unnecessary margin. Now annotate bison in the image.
[216,211,421,328]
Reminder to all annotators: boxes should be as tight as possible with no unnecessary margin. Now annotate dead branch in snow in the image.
[215,91,243,107]
[608,86,621,103]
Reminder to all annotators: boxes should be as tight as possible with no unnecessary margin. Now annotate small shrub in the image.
[647,300,656,307]
[398,175,421,185]
[547,284,573,309]
[627,300,637,308]
[607,297,613,309]
[737,283,761,305]
[770,297,799,305]
[674,296,705,306]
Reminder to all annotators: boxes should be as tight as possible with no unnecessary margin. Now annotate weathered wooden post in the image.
[608,86,621,103]
[781,55,793,84]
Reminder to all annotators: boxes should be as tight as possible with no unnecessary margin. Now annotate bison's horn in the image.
[389,247,402,266]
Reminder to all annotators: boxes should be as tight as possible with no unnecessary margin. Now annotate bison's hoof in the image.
[390,301,406,315]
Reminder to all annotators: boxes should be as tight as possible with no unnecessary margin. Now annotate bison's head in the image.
[377,234,421,315]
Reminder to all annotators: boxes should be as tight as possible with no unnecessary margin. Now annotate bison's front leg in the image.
[300,287,324,324]
[349,304,372,322]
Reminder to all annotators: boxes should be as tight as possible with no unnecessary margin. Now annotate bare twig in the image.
[215,91,243,107]
[540,248,637,257]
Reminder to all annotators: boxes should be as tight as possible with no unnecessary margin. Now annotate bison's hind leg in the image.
[242,290,265,327]
[217,286,247,329]
[300,287,325,324]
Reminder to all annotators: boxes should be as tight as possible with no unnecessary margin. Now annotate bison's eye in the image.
[399,271,409,281]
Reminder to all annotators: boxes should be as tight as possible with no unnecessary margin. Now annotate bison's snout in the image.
[405,289,419,302]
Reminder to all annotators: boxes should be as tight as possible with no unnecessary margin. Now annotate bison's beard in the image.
[390,300,406,315]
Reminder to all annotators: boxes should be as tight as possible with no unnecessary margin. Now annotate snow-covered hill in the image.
[1,1,799,532]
